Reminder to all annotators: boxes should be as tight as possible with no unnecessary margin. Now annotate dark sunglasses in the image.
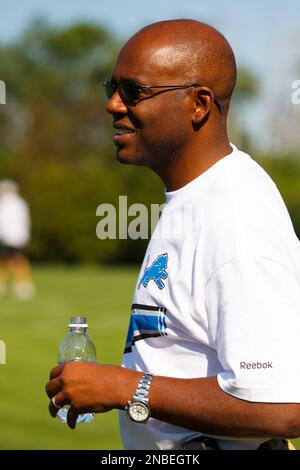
[103,78,222,112]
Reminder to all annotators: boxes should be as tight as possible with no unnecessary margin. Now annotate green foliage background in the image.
[0,20,164,264]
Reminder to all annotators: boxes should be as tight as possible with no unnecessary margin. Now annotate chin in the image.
[116,148,147,166]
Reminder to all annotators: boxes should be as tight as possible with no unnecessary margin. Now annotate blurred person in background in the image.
[0,179,35,300]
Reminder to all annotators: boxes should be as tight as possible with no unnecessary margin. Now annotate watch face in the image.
[129,401,149,423]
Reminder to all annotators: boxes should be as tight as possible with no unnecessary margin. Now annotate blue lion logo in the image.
[138,253,168,290]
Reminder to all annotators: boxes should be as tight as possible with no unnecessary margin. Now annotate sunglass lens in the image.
[121,82,140,104]
[103,80,140,104]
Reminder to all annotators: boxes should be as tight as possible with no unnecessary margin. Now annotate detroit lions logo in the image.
[138,253,168,290]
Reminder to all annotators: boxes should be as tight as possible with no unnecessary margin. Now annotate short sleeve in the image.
[204,255,300,403]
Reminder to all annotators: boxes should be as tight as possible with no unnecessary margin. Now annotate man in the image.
[46,20,300,450]
[0,179,35,300]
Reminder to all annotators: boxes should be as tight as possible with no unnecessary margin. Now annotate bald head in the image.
[120,19,236,114]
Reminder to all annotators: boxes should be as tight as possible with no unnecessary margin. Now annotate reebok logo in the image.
[240,361,273,370]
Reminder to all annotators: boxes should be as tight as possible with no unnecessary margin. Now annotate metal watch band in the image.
[133,373,154,404]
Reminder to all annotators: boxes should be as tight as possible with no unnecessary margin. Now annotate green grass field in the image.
[0,265,299,450]
[0,264,137,450]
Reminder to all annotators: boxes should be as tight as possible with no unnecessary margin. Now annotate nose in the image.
[106,90,128,115]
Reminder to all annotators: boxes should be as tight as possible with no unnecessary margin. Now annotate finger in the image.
[49,399,59,418]
[45,377,61,399]
[49,364,64,380]
[48,392,68,418]
[67,407,78,430]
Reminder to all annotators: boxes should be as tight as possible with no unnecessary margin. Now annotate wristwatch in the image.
[125,373,154,423]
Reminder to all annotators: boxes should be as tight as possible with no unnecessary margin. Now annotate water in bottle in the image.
[56,316,97,424]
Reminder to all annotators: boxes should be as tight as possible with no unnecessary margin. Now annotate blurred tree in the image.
[229,67,259,154]
[0,19,163,262]
[257,154,300,238]
[267,59,300,154]
[0,18,116,159]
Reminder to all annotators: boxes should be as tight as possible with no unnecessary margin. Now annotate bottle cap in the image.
[69,316,88,328]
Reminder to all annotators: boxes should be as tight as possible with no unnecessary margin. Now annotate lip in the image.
[113,132,135,145]
[112,125,136,144]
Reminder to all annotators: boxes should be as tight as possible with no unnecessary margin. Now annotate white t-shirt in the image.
[119,144,300,450]
[0,192,30,248]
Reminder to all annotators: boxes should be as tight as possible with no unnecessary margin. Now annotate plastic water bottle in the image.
[57,316,97,424]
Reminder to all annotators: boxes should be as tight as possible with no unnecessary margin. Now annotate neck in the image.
[154,134,232,192]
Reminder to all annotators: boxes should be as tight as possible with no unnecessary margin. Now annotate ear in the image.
[192,87,214,126]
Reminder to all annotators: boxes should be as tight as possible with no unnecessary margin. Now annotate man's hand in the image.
[45,362,142,429]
